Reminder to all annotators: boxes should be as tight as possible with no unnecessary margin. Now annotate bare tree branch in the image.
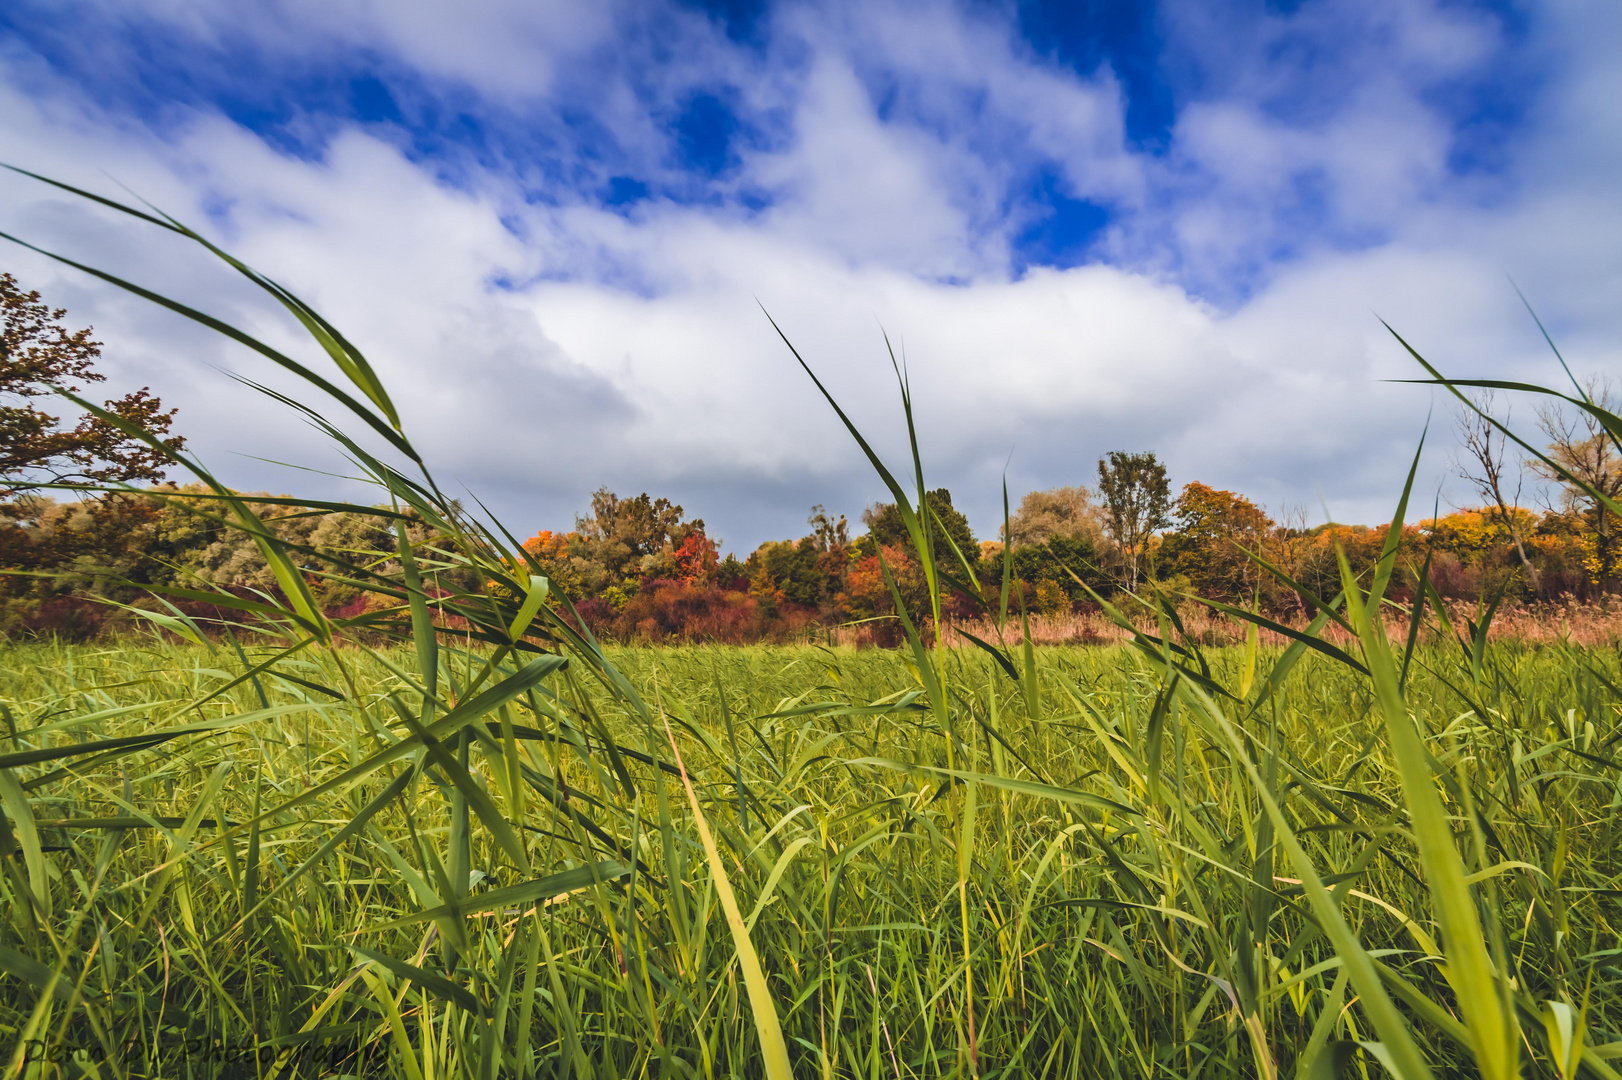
[1452,389,1538,587]
[1534,376,1622,590]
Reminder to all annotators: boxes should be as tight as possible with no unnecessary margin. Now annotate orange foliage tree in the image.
[1159,482,1275,604]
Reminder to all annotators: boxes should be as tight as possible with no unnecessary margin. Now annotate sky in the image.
[0,0,1618,553]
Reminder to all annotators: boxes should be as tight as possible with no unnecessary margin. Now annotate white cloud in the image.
[31,0,625,100]
[0,0,1618,549]
[745,57,988,278]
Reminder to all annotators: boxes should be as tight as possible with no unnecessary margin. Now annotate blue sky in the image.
[0,0,1617,549]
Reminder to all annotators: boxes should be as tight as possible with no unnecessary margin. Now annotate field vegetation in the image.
[4,636,1622,1080]
[2,168,1622,1079]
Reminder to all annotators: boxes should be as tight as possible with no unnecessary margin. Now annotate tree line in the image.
[510,469,1608,645]
[1,270,1616,643]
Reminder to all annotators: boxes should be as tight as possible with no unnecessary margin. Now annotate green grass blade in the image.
[659,711,792,1079]
[364,860,629,933]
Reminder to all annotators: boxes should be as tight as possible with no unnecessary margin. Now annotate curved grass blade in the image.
[364,859,629,934]
[351,946,479,1014]
[0,228,418,462]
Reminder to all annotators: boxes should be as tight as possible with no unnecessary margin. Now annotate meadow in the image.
[6,167,1622,1080]
[2,635,1620,1080]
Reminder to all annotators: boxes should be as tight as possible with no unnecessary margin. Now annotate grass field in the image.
[2,636,1621,1078]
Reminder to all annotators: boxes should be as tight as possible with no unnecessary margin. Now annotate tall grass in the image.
[2,640,1621,1078]
[1,168,1620,1077]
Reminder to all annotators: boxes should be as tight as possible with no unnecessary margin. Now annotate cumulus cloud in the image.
[0,0,1617,550]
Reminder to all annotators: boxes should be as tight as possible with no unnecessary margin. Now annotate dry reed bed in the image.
[924,595,1622,650]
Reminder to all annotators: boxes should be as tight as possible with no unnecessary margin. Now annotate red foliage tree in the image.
[672,530,719,582]
[1,273,183,493]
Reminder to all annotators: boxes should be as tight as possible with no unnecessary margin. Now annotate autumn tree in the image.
[1536,377,1622,589]
[808,504,850,553]
[1159,482,1274,603]
[862,488,976,565]
[988,486,1111,607]
[574,487,709,586]
[1003,485,1107,548]
[1096,451,1170,589]
[746,538,826,611]
[803,504,852,609]
[520,528,592,597]
[670,531,719,582]
[0,273,183,493]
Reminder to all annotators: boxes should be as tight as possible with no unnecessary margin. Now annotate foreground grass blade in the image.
[660,710,792,1079]
[1339,531,1520,1077]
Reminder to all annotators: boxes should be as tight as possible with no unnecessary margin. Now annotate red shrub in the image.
[22,597,107,642]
